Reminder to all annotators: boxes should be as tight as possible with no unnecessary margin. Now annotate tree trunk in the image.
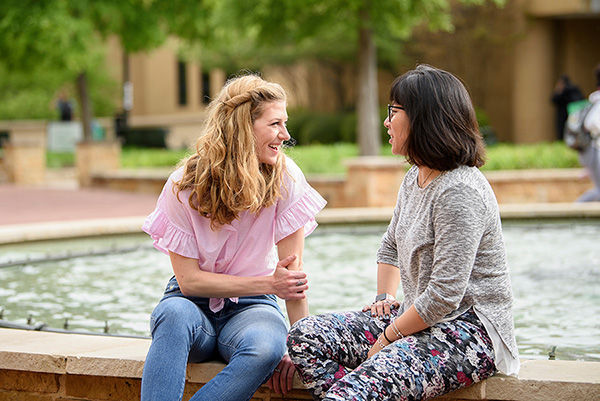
[357,4,381,156]
[76,71,94,142]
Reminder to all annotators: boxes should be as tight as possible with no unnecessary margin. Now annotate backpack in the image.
[583,100,600,138]
[564,100,593,151]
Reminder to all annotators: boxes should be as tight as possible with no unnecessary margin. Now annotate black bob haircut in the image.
[390,64,486,171]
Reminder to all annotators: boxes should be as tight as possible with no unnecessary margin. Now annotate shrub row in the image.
[287,109,388,146]
[287,108,497,146]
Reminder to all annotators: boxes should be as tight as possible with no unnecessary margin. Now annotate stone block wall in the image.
[3,143,46,185]
[76,141,121,187]
[87,157,595,208]
[1,329,599,401]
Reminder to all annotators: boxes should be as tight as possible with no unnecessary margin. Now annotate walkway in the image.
[2,168,600,245]
[0,184,159,226]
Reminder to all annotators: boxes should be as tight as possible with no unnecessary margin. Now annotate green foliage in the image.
[42,140,573,175]
[47,152,75,168]
[118,128,169,148]
[289,141,580,174]
[286,143,359,175]
[0,62,67,119]
[0,1,101,73]
[288,112,347,145]
[0,0,206,121]
[286,108,393,147]
[193,0,464,69]
[120,147,193,169]
[482,142,580,171]
[0,60,118,120]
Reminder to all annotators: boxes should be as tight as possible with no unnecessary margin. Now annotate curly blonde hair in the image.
[175,73,288,229]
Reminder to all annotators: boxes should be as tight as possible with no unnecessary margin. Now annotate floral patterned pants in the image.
[287,308,496,401]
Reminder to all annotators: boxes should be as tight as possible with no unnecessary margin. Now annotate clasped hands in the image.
[272,254,308,300]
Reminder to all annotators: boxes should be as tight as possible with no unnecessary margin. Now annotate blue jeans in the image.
[141,277,288,401]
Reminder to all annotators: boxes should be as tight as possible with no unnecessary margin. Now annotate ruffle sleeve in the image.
[274,158,327,243]
[142,208,199,259]
[141,169,200,259]
[275,187,327,243]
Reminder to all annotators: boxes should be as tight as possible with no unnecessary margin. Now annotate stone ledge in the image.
[1,329,599,401]
[89,165,595,207]
[499,201,600,219]
[0,216,147,244]
[2,203,600,245]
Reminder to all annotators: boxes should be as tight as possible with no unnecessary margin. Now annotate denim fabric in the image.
[141,277,288,401]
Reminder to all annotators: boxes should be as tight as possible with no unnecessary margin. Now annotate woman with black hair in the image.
[288,65,519,401]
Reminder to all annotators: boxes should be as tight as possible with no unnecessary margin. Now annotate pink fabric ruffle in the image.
[142,209,199,259]
[275,187,327,243]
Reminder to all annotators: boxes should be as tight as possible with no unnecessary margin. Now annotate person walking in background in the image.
[552,74,584,141]
[54,91,75,121]
[140,73,326,401]
[576,64,600,202]
[288,65,519,401]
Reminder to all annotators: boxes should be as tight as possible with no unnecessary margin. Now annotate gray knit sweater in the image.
[376,165,519,359]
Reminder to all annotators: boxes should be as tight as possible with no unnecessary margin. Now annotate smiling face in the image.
[253,101,290,165]
[384,103,410,156]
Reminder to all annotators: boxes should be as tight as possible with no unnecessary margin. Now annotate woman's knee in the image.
[220,306,287,365]
[289,315,320,338]
[222,327,286,371]
[243,320,287,358]
[255,334,287,364]
[150,297,201,334]
[287,315,323,358]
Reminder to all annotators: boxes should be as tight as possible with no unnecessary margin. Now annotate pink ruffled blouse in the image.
[142,156,327,312]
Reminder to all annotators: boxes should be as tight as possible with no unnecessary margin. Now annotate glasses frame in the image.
[387,104,405,122]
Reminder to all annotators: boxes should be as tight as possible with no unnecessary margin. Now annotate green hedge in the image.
[117,128,168,148]
[287,108,497,147]
[287,108,390,146]
[481,142,579,171]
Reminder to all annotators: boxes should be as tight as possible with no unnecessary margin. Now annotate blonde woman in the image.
[140,74,326,401]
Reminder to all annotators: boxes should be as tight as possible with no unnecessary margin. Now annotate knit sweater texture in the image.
[376,165,519,359]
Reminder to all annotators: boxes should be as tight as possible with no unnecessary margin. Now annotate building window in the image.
[178,60,187,106]
[201,72,211,104]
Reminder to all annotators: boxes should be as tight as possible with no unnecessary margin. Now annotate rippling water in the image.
[1,221,599,362]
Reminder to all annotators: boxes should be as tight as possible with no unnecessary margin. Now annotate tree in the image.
[0,0,208,141]
[182,0,504,156]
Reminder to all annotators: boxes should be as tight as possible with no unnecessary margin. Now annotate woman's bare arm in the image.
[169,251,308,300]
[276,227,307,326]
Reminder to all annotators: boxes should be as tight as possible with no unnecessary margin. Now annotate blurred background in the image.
[1,0,599,161]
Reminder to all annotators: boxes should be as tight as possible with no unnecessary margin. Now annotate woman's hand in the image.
[366,306,429,359]
[367,334,391,359]
[272,255,308,300]
[362,299,400,319]
[267,354,296,395]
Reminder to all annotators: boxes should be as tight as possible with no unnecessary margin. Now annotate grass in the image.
[286,143,359,175]
[46,141,582,174]
[288,141,582,174]
[119,147,192,169]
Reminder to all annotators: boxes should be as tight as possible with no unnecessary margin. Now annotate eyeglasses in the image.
[387,104,405,122]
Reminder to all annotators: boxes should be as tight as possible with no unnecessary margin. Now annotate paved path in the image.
[0,184,159,226]
[0,167,158,226]
[1,169,600,245]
